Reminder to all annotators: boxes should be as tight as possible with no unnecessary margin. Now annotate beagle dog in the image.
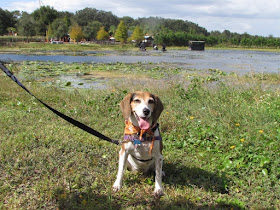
[113,91,164,196]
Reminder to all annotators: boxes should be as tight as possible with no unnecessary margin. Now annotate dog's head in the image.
[120,91,164,129]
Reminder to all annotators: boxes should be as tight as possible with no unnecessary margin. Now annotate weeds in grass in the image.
[0,63,280,209]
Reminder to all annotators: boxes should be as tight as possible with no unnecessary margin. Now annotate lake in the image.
[1,49,280,74]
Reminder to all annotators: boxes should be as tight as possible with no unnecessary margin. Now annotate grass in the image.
[1,61,280,209]
[0,42,137,54]
[1,41,280,54]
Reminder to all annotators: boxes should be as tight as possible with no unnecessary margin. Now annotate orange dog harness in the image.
[123,120,161,155]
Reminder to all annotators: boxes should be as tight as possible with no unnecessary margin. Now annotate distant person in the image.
[153,44,158,50]
[139,41,146,51]
[162,43,167,51]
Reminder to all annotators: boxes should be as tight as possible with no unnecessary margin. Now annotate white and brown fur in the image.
[113,91,164,196]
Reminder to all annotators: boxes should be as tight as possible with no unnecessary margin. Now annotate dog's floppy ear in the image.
[152,95,164,124]
[120,93,133,120]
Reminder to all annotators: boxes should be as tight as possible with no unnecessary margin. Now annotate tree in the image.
[109,25,116,36]
[163,19,188,32]
[96,26,109,40]
[70,25,84,43]
[11,10,21,20]
[59,12,73,28]
[75,7,119,30]
[16,12,36,41]
[95,10,119,30]
[115,20,128,43]
[75,8,98,27]
[221,30,231,39]
[32,6,58,35]
[51,18,68,40]
[138,17,164,35]
[122,16,135,28]
[0,8,16,35]
[130,25,144,44]
[46,24,53,41]
[83,21,102,40]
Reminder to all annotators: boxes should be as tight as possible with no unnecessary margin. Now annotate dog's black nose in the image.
[143,108,150,116]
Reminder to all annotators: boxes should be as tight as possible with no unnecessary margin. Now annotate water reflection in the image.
[1,49,280,73]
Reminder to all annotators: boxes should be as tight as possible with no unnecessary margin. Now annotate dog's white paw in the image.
[153,188,164,197]
[113,182,122,192]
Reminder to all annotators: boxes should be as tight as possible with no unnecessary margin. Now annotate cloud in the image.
[2,0,280,36]
[5,0,280,19]
[5,0,38,13]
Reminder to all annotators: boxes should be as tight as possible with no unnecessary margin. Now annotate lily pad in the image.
[65,81,72,86]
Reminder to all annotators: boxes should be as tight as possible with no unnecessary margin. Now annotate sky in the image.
[1,0,280,37]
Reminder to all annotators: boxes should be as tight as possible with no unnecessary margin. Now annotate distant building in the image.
[189,41,205,50]
[109,36,115,42]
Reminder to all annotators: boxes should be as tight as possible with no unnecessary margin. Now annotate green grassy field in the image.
[0,42,137,54]
[0,61,280,209]
[1,41,280,54]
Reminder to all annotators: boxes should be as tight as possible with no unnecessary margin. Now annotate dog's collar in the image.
[123,134,162,143]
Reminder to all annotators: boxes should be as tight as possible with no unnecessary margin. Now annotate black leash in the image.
[0,61,120,145]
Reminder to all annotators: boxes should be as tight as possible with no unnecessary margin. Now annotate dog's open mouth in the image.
[134,112,150,130]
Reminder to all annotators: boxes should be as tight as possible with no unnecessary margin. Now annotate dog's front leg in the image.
[154,154,164,196]
[113,148,128,192]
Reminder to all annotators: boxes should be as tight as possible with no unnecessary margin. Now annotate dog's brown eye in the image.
[148,99,155,104]
[134,99,141,103]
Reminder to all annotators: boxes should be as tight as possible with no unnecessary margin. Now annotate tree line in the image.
[155,30,280,48]
[0,6,279,48]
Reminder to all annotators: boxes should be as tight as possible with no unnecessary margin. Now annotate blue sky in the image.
[1,0,280,37]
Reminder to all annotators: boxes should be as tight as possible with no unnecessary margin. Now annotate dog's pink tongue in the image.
[139,117,150,130]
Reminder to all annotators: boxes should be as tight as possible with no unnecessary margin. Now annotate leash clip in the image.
[133,139,142,145]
